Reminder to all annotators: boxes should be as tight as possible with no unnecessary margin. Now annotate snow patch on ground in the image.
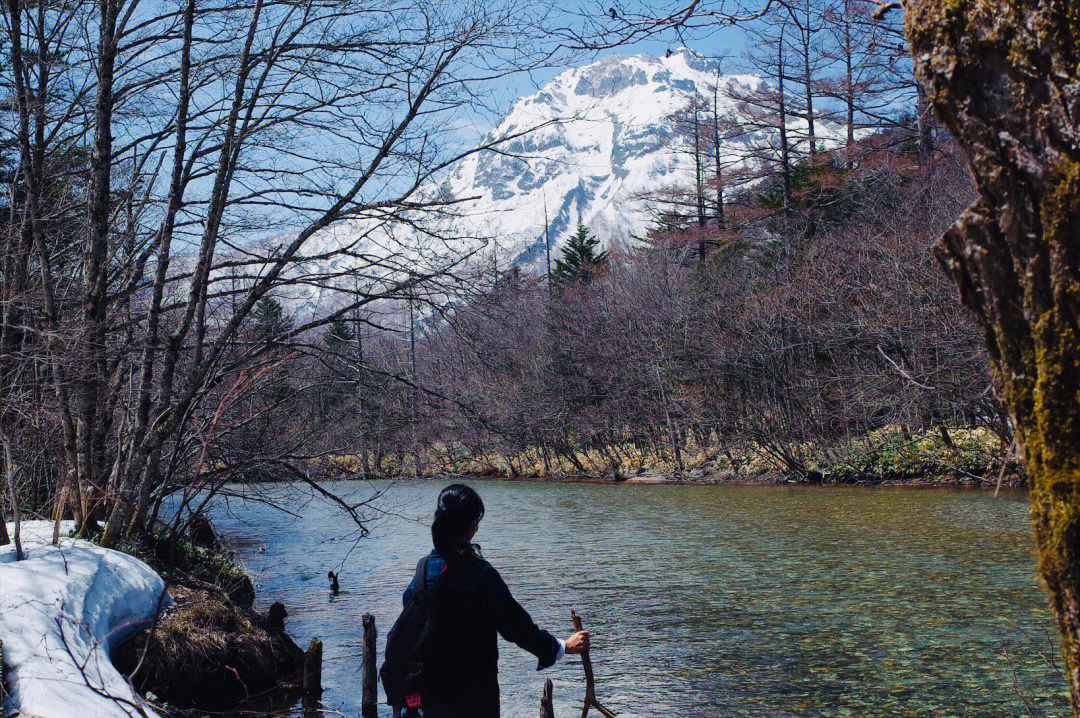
[2,521,169,718]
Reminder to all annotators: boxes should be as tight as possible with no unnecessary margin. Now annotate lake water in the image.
[208,481,1069,717]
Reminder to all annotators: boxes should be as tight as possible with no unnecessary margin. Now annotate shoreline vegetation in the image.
[106,522,304,717]
[321,426,1025,489]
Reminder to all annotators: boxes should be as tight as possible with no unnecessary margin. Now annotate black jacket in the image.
[405,548,560,717]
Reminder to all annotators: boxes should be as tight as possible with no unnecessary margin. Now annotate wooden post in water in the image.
[540,677,555,718]
[304,637,323,696]
[571,610,616,718]
[362,613,378,717]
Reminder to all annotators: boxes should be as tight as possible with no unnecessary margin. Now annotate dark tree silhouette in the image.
[552,221,608,284]
[325,320,354,347]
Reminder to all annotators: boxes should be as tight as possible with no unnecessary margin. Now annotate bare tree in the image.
[782,0,829,155]
[815,0,919,164]
[1,0,563,545]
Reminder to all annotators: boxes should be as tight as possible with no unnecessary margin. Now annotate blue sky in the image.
[458,13,752,138]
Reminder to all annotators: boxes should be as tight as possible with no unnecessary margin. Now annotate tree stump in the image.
[266,601,287,635]
[303,637,323,696]
[540,677,555,718]
[362,613,378,717]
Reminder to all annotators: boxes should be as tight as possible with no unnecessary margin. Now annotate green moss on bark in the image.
[905,1,1080,712]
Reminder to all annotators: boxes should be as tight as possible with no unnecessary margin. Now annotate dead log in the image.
[303,637,323,696]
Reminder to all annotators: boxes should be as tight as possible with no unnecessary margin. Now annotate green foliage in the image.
[822,426,1019,484]
[753,156,867,229]
[100,527,254,607]
[325,319,354,346]
[552,220,608,284]
[252,297,291,341]
[757,159,822,205]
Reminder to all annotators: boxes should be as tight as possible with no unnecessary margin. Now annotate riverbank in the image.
[1,520,302,718]
[107,522,305,715]
[323,426,1025,488]
[462,470,1019,487]
[463,468,1022,488]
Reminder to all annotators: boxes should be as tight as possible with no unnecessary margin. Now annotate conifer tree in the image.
[552,220,608,284]
[325,319,354,347]
[252,297,292,342]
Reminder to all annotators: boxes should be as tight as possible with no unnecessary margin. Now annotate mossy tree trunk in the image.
[903,1,1080,712]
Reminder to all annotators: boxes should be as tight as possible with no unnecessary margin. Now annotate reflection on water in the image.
[208,482,1069,717]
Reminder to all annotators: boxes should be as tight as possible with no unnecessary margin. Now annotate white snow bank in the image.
[2,521,170,718]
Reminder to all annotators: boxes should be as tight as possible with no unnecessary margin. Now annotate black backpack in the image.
[380,554,468,709]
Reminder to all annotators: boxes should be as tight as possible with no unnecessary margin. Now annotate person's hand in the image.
[564,630,590,655]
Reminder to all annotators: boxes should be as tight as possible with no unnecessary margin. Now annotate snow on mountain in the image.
[290,49,841,313]
[435,46,848,269]
[436,48,766,266]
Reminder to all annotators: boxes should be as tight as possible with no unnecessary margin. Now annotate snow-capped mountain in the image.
[424,47,843,268]
[293,48,841,314]
[438,49,764,266]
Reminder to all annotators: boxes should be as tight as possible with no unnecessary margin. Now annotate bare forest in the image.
[0,0,563,546]
[0,0,1015,543]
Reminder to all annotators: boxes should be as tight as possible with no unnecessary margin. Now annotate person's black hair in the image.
[431,484,485,561]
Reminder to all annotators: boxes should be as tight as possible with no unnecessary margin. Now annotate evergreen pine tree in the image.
[325,319,354,347]
[552,220,607,284]
[252,297,292,341]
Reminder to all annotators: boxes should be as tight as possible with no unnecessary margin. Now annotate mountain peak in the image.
[441,49,747,265]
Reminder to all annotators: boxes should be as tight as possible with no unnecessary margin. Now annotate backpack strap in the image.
[412,551,474,604]
[414,555,431,595]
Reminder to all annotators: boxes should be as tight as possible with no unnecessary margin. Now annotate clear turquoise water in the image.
[208,481,1070,717]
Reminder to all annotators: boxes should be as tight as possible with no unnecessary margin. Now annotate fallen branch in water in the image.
[570,609,616,718]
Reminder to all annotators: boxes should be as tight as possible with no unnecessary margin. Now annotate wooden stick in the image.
[571,609,616,718]
[995,437,1017,497]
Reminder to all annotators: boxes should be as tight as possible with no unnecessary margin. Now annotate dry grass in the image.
[113,585,302,712]
[322,425,1022,486]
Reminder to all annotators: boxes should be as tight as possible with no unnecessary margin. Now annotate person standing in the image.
[389,484,589,718]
